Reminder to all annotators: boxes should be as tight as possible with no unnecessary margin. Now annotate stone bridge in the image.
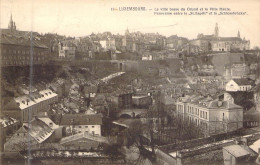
[117,109,148,118]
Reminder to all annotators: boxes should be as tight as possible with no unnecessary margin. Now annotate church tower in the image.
[8,14,16,30]
[214,23,219,38]
[237,30,240,38]
[125,27,130,36]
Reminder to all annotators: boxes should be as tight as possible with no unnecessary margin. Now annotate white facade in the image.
[176,96,243,136]
[67,124,101,136]
[100,38,116,51]
[226,80,252,92]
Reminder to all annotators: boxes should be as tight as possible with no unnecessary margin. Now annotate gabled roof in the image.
[1,29,48,49]
[223,145,255,158]
[60,114,103,125]
[60,132,108,145]
[232,78,254,86]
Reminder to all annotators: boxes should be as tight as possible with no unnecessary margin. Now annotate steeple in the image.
[8,13,16,30]
[125,27,130,36]
[214,23,219,38]
[237,30,240,38]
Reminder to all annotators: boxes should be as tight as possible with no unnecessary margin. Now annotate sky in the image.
[1,0,260,48]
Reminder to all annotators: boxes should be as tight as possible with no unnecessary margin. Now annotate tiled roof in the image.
[0,117,18,128]
[208,100,242,110]
[14,89,57,110]
[178,94,242,110]
[60,114,103,125]
[60,132,108,144]
[223,145,252,158]
[1,29,48,49]
[233,78,254,86]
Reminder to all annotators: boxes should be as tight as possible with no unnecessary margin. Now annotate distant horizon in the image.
[1,0,260,47]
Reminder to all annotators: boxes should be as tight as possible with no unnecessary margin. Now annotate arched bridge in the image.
[117,109,148,118]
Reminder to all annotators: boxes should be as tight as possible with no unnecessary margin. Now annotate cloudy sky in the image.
[1,0,260,47]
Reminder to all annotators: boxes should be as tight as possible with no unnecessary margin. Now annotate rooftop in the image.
[60,113,103,125]
[60,132,108,145]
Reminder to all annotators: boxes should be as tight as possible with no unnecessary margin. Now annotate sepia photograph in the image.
[0,0,260,164]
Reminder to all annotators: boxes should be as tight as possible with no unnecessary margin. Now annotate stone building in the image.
[1,15,49,66]
[176,94,243,136]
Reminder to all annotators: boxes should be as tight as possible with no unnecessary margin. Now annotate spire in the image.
[8,13,16,30]
[125,27,130,35]
[237,30,240,38]
[214,23,219,38]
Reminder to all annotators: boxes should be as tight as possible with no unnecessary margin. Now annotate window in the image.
[85,126,88,128]
[92,126,94,128]
[79,126,81,128]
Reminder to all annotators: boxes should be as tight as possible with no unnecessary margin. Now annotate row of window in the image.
[187,105,208,119]
[239,86,251,91]
[177,105,184,112]
[2,61,46,65]
[72,125,96,128]
[188,116,208,129]
[2,49,46,55]
[2,56,45,60]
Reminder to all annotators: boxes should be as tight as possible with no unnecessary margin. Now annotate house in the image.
[59,114,103,136]
[99,37,116,51]
[58,41,76,59]
[226,78,254,92]
[0,117,20,151]
[3,89,58,122]
[176,95,243,136]
[223,145,258,165]
[4,118,54,152]
[59,132,108,150]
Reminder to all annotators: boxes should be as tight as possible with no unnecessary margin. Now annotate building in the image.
[59,132,108,150]
[225,78,254,92]
[0,117,20,152]
[176,95,243,136]
[4,118,54,152]
[1,15,49,66]
[223,144,258,165]
[58,41,76,59]
[3,89,58,122]
[100,37,116,51]
[111,93,132,110]
[192,23,250,52]
[59,114,103,136]
[190,39,211,52]
[225,63,250,80]
[132,95,152,109]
